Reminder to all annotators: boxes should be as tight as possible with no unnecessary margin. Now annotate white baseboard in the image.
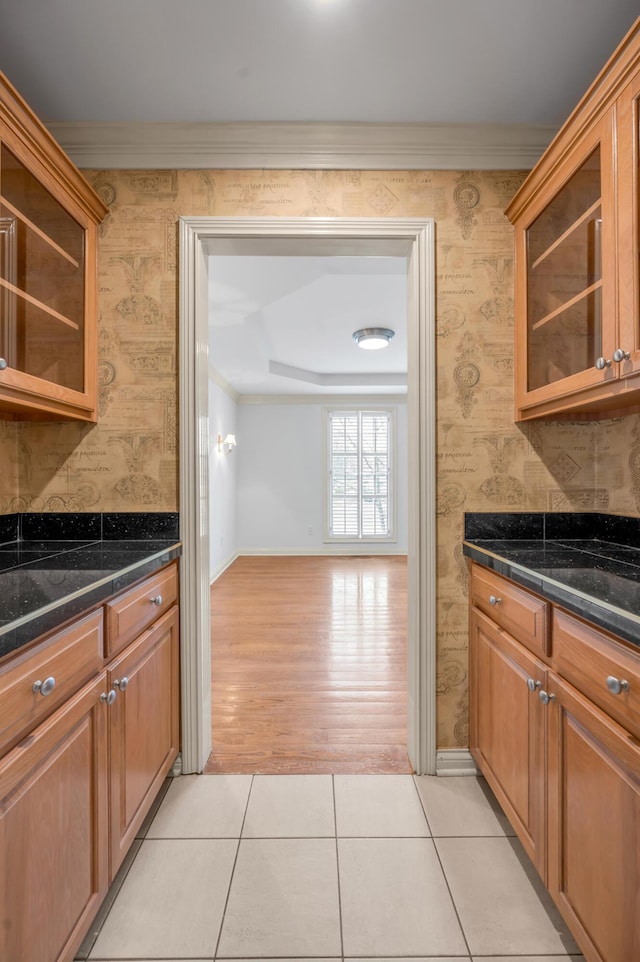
[238,546,408,557]
[435,749,478,776]
[210,552,240,584]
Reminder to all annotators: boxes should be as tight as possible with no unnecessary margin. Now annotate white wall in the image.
[208,376,239,578]
[236,401,408,553]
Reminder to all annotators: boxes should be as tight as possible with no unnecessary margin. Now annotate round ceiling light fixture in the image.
[352,327,395,350]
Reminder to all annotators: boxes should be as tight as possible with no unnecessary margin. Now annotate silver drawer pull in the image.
[32,676,56,697]
[606,675,630,695]
[150,594,163,607]
[114,676,129,692]
[527,678,542,693]
[489,595,502,606]
[539,689,555,705]
[100,689,117,705]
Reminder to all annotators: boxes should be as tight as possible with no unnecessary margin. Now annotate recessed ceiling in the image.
[208,256,407,396]
[0,0,637,126]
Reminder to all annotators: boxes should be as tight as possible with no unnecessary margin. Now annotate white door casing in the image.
[178,216,436,775]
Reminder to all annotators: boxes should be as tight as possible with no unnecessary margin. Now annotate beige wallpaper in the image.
[1,167,638,748]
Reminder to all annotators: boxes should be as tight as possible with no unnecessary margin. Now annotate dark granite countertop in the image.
[463,512,640,649]
[0,513,181,661]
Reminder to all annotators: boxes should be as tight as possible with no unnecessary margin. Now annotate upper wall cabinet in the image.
[507,19,640,420]
[0,73,108,421]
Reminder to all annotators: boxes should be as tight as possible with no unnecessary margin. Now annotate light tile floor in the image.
[79,774,584,962]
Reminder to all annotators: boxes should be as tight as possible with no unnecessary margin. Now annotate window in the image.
[326,409,394,541]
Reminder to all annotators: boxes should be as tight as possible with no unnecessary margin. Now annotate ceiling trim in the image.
[268,360,407,388]
[207,366,239,402]
[238,393,408,406]
[45,121,557,170]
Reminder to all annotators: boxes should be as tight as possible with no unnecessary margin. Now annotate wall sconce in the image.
[217,433,237,454]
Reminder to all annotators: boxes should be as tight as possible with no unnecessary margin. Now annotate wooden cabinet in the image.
[469,607,546,877]
[0,72,107,421]
[0,561,180,962]
[0,672,109,962]
[547,674,640,962]
[105,563,179,658]
[469,560,640,962]
[107,605,179,877]
[507,19,640,420]
[0,608,103,755]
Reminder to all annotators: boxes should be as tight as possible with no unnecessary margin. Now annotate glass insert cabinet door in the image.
[617,71,640,379]
[525,145,607,394]
[0,143,85,393]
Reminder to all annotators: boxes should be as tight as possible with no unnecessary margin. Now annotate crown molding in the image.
[238,393,407,406]
[207,366,239,402]
[45,121,556,170]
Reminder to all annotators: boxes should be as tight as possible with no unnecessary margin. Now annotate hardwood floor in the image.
[205,555,411,774]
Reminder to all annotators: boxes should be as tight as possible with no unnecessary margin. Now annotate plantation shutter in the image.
[328,410,392,539]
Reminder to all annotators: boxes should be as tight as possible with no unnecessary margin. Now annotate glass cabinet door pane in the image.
[526,147,602,392]
[0,144,85,392]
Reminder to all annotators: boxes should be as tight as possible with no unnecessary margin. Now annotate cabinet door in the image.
[0,72,106,421]
[0,672,109,962]
[469,607,546,878]
[616,69,640,379]
[547,674,640,962]
[108,606,179,878]
[515,113,617,414]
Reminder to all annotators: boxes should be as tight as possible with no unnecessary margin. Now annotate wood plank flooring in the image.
[205,555,411,774]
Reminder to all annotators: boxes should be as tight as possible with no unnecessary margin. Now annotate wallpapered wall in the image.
[1,167,640,748]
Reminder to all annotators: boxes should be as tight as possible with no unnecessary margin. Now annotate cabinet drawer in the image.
[105,563,178,657]
[470,564,549,657]
[0,609,104,755]
[553,608,640,740]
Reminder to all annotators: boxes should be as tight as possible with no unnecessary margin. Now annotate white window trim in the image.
[323,406,397,544]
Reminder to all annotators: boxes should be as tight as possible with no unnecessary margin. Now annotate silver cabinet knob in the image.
[0,358,6,371]
[606,675,630,695]
[539,689,555,705]
[33,676,56,697]
[114,676,129,692]
[527,678,542,692]
[489,595,502,606]
[100,689,117,705]
[151,594,163,606]
[595,356,612,370]
[613,348,630,363]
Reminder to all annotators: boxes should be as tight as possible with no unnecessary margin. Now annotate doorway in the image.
[178,217,436,775]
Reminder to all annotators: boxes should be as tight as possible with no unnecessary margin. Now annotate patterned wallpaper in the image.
[1,166,639,749]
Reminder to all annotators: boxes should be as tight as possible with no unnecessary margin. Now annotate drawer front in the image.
[470,564,549,657]
[0,608,104,755]
[553,608,640,739]
[105,563,178,657]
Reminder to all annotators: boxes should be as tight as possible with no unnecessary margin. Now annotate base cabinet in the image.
[469,608,546,876]
[0,673,109,962]
[470,561,640,962]
[547,674,640,962]
[0,561,180,962]
[108,606,179,877]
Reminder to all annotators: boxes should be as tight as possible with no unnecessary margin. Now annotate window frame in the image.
[323,406,397,543]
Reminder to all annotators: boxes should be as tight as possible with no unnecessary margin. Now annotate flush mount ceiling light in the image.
[352,327,395,350]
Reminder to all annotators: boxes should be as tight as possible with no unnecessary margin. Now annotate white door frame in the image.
[178,216,436,775]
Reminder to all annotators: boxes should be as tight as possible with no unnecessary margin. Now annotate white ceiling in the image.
[208,256,407,396]
[0,0,637,126]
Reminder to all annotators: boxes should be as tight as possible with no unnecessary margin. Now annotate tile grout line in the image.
[332,774,346,961]
[430,832,474,962]
[213,773,255,961]
[410,772,435,838]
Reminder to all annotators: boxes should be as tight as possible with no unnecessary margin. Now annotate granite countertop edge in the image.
[0,539,182,661]
[463,539,640,649]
